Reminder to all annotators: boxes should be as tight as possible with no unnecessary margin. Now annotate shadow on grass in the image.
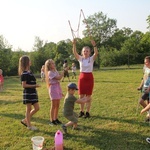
[85,128,149,150]
[0,100,21,105]
[90,115,148,127]
[0,112,49,125]
[1,112,150,149]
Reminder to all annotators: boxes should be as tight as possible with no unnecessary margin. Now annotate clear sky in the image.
[0,0,150,51]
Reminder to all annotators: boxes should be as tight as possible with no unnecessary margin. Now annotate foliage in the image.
[83,11,117,45]
[1,11,150,75]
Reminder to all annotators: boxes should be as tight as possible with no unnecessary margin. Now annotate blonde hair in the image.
[18,55,30,76]
[44,59,56,88]
[81,46,91,56]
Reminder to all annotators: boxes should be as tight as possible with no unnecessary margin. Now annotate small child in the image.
[0,69,4,91]
[41,65,45,82]
[71,63,76,79]
[61,60,70,82]
[61,83,90,134]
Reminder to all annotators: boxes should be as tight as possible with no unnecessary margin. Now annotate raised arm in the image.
[72,39,80,60]
[91,40,98,60]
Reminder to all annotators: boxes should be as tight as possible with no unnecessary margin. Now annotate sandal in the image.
[21,120,27,127]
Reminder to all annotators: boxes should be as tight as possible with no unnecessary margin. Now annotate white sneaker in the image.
[146,138,150,144]
[27,126,38,131]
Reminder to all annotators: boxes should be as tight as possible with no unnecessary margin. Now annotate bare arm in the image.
[141,103,150,114]
[91,40,98,60]
[137,78,144,90]
[72,39,80,60]
[54,71,64,80]
[22,81,40,88]
[76,96,90,104]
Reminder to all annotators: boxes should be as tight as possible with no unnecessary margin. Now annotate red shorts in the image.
[78,72,94,95]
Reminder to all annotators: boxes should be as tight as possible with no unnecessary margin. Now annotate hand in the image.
[137,87,142,91]
[72,39,76,45]
[36,84,41,88]
[140,109,145,114]
[91,40,96,47]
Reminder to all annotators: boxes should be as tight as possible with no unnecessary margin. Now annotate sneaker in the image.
[79,111,84,117]
[61,124,67,134]
[27,126,38,131]
[146,138,150,143]
[145,117,150,122]
[84,112,90,118]
[55,119,62,124]
[49,120,57,126]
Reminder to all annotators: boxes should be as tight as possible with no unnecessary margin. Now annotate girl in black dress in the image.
[18,55,40,130]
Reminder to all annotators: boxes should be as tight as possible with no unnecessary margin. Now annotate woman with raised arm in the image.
[72,39,98,118]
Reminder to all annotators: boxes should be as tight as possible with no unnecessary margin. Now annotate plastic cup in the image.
[31,136,44,150]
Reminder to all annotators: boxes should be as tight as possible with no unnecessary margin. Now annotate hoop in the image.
[68,9,93,40]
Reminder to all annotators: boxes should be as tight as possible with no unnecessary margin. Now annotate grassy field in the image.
[0,68,150,150]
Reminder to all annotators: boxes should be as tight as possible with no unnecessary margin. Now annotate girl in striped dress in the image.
[18,55,40,130]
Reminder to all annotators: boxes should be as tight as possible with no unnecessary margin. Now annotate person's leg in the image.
[85,95,92,112]
[50,100,55,121]
[54,99,62,124]
[79,94,85,117]
[139,92,149,108]
[30,102,40,117]
[61,77,64,82]
[65,121,74,127]
[25,103,32,127]
[139,99,147,108]
[67,72,70,82]
[84,96,92,118]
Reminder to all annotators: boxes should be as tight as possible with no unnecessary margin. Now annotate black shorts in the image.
[142,92,149,101]
[64,71,69,77]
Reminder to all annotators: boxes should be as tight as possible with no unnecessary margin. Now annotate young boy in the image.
[61,83,90,134]
[61,60,70,82]
[138,56,150,122]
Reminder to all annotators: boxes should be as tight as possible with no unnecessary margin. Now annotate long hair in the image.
[44,59,56,88]
[18,55,30,76]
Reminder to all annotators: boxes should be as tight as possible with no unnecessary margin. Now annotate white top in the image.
[71,66,76,72]
[78,55,94,72]
[143,67,150,88]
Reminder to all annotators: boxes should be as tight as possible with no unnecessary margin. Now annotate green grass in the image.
[0,69,150,150]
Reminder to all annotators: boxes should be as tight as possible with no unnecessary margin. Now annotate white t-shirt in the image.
[143,67,150,88]
[71,66,76,72]
[78,55,94,72]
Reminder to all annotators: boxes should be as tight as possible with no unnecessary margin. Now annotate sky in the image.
[0,0,150,51]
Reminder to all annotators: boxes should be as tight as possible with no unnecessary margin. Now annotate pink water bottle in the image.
[55,130,63,150]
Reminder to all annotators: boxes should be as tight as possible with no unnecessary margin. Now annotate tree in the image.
[146,15,150,31]
[82,11,117,69]
[82,11,117,46]
[0,35,12,75]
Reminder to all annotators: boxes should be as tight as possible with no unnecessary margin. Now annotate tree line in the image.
[0,11,150,76]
